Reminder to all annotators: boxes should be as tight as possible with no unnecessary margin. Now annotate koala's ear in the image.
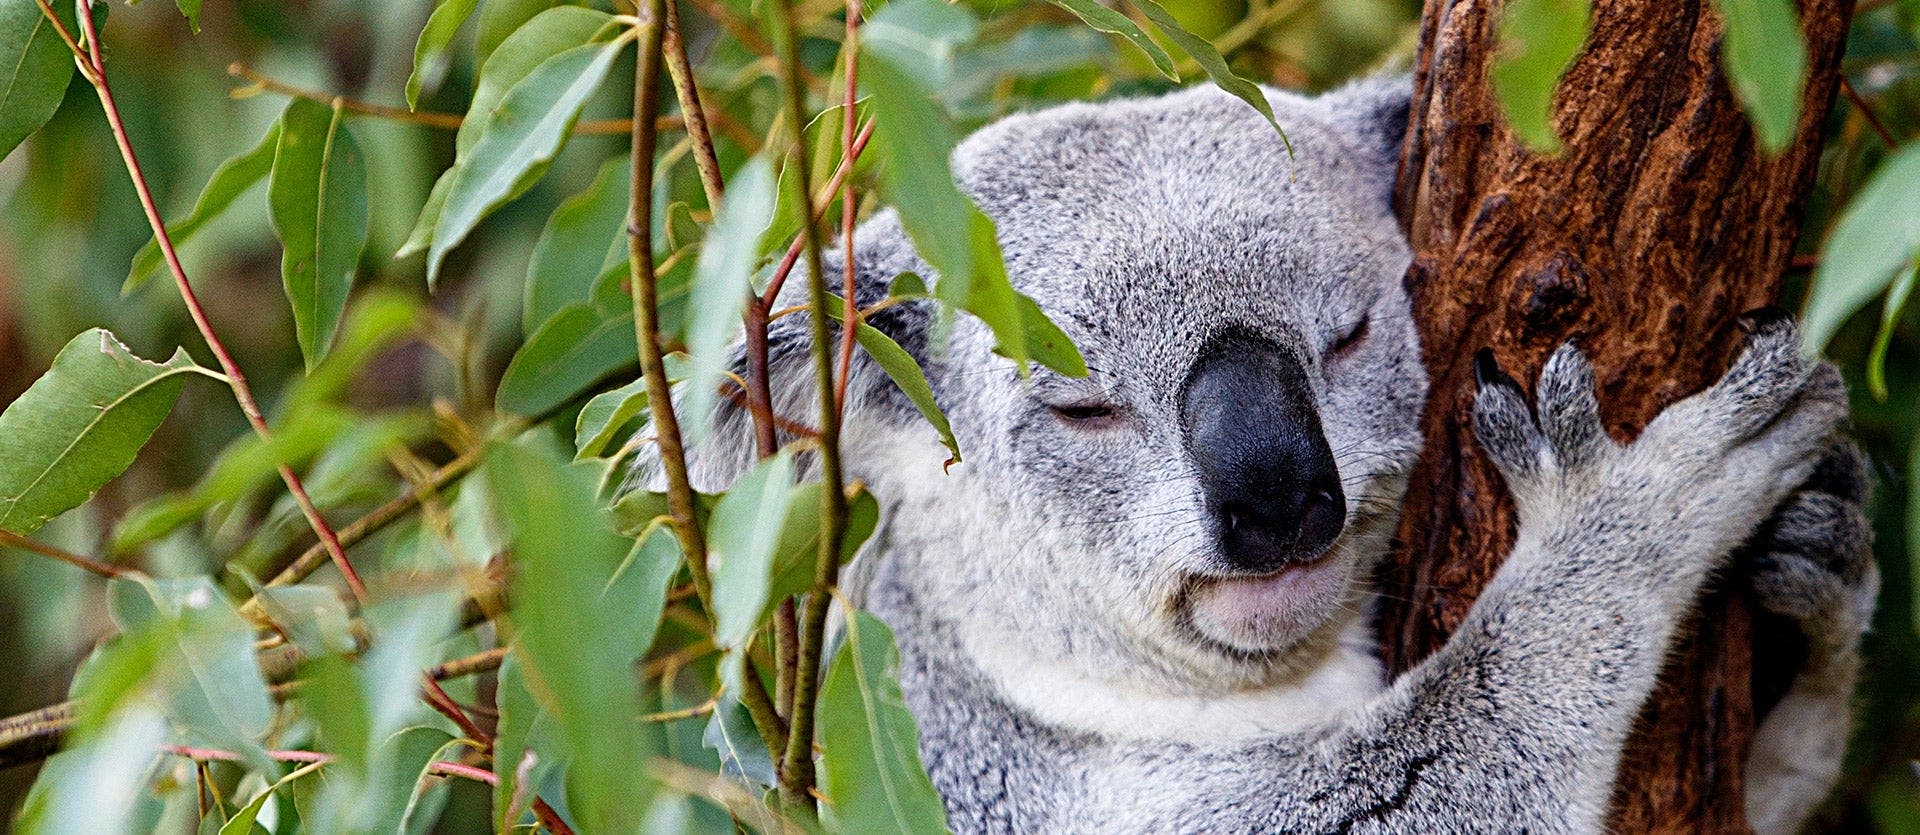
[1316,72,1413,206]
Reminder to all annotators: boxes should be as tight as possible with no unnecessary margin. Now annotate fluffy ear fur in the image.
[1314,73,1412,209]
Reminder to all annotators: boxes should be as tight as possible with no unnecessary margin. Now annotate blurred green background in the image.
[1,0,1916,829]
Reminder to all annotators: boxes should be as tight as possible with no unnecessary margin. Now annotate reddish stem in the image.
[757,119,876,309]
[833,1,863,412]
[422,675,492,744]
[65,3,367,603]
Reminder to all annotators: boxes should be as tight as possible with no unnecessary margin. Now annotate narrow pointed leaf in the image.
[1803,142,1920,353]
[407,0,482,110]
[1712,0,1807,154]
[497,302,635,417]
[126,123,280,294]
[175,0,200,31]
[0,329,200,535]
[1868,265,1917,400]
[682,156,776,443]
[1132,0,1287,145]
[819,611,947,831]
[1045,0,1177,79]
[709,451,795,656]
[428,39,624,287]
[269,99,369,369]
[574,354,691,460]
[526,154,631,333]
[0,0,77,163]
[823,301,958,463]
[1489,0,1590,152]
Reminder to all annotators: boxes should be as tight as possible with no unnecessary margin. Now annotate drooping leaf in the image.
[269,99,369,369]
[526,154,632,334]
[106,577,277,770]
[1131,0,1287,146]
[407,0,482,109]
[126,123,280,294]
[819,611,947,831]
[682,156,776,444]
[0,329,200,536]
[397,166,455,260]
[822,300,958,463]
[487,440,654,831]
[768,484,880,610]
[1868,265,1918,400]
[1488,0,1591,152]
[1044,0,1176,79]
[1712,0,1808,154]
[1803,142,1920,353]
[709,451,796,663]
[0,0,78,163]
[428,39,625,287]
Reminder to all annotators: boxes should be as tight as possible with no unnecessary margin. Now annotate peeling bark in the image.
[1381,0,1853,828]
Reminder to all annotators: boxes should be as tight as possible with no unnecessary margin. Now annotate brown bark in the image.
[1380,0,1853,829]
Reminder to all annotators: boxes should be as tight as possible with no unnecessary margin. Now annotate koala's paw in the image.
[1743,439,1878,651]
[1471,310,1848,554]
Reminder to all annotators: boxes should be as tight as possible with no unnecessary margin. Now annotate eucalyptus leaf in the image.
[269,99,369,369]
[1712,0,1807,154]
[819,610,947,831]
[526,155,632,334]
[1488,0,1591,152]
[1869,265,1918,400]
[476,0,561,71]
[574,354,692,460]
[709,451,796,660]
[1044,0,1177,79]
[428,39,625,287]
[0,329,200,536]
[1803,142,1920,353]
[407,0,482,110]
[126,123,280,294]
[497,302,636,418]
[823,300,959,463]
[0,0,78,163]
[1132,0,1287,145]
[682,156,776,444]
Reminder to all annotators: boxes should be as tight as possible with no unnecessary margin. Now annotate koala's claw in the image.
[1743,440,1877,646]
[1470,342,1614,491]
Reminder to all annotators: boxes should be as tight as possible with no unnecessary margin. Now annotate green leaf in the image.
[269,99,369,370]
[1713,0,1807,154]
[1044,0,1176,79]
[487,440,653,832]
[1803,142,1920,353]
[819,611,947,831]
[126,123,280,294]
[397,165,455,260]
[428,39,625,287]
[497,302,635,418]
[251,584,356,658]
[769,484,879,609]
[574,354,692,460]
[526,154,631,334]
[0,0,78,163]
[219,760,324,835]
[682,156,777,443]
[106,577,277,770]
[1868,265,1917,400]
[476,0,560,71]
[603,525,680,659]
[1132,0,1288,148]
[0,329,200,536]
[822,300,958,464]
[1489,0,1591,152]
[709,451,795,660]
[175,0,200,31]
[407,0,482,110]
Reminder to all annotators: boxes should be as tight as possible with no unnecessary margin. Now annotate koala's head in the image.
[686,78,1425,693]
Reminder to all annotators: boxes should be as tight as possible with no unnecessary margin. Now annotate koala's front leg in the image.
[1741,440,1877,835]
[1344,314,1850,828]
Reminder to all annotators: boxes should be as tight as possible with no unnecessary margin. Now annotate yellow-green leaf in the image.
[269,99,369,370]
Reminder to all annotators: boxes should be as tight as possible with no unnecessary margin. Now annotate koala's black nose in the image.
[1181,333,1346,574]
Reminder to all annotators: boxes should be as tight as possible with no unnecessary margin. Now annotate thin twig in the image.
[833,0,863,413]
[1840,77,1900,148]
[227,62,676,136]
[59,3,367,603]
[0,530,126,578]
[428,646,509,681]
[758,120,876,308]
[771,0,850,807]
[422,676,492,743]
[162,744,494,785]
[662,1,726,208]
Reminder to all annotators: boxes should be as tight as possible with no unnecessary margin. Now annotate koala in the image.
[659,77,1876,832]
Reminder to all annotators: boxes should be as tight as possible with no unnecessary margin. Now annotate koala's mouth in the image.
[1175,545,1352,657]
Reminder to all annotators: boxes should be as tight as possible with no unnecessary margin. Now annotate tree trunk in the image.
[1379,0,1853,829]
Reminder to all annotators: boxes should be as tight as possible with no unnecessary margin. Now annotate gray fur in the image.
[648,77,1873,832]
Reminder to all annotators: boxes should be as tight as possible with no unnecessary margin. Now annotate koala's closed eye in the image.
[1047,401,1125,429]
[1326,315,1371,361]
